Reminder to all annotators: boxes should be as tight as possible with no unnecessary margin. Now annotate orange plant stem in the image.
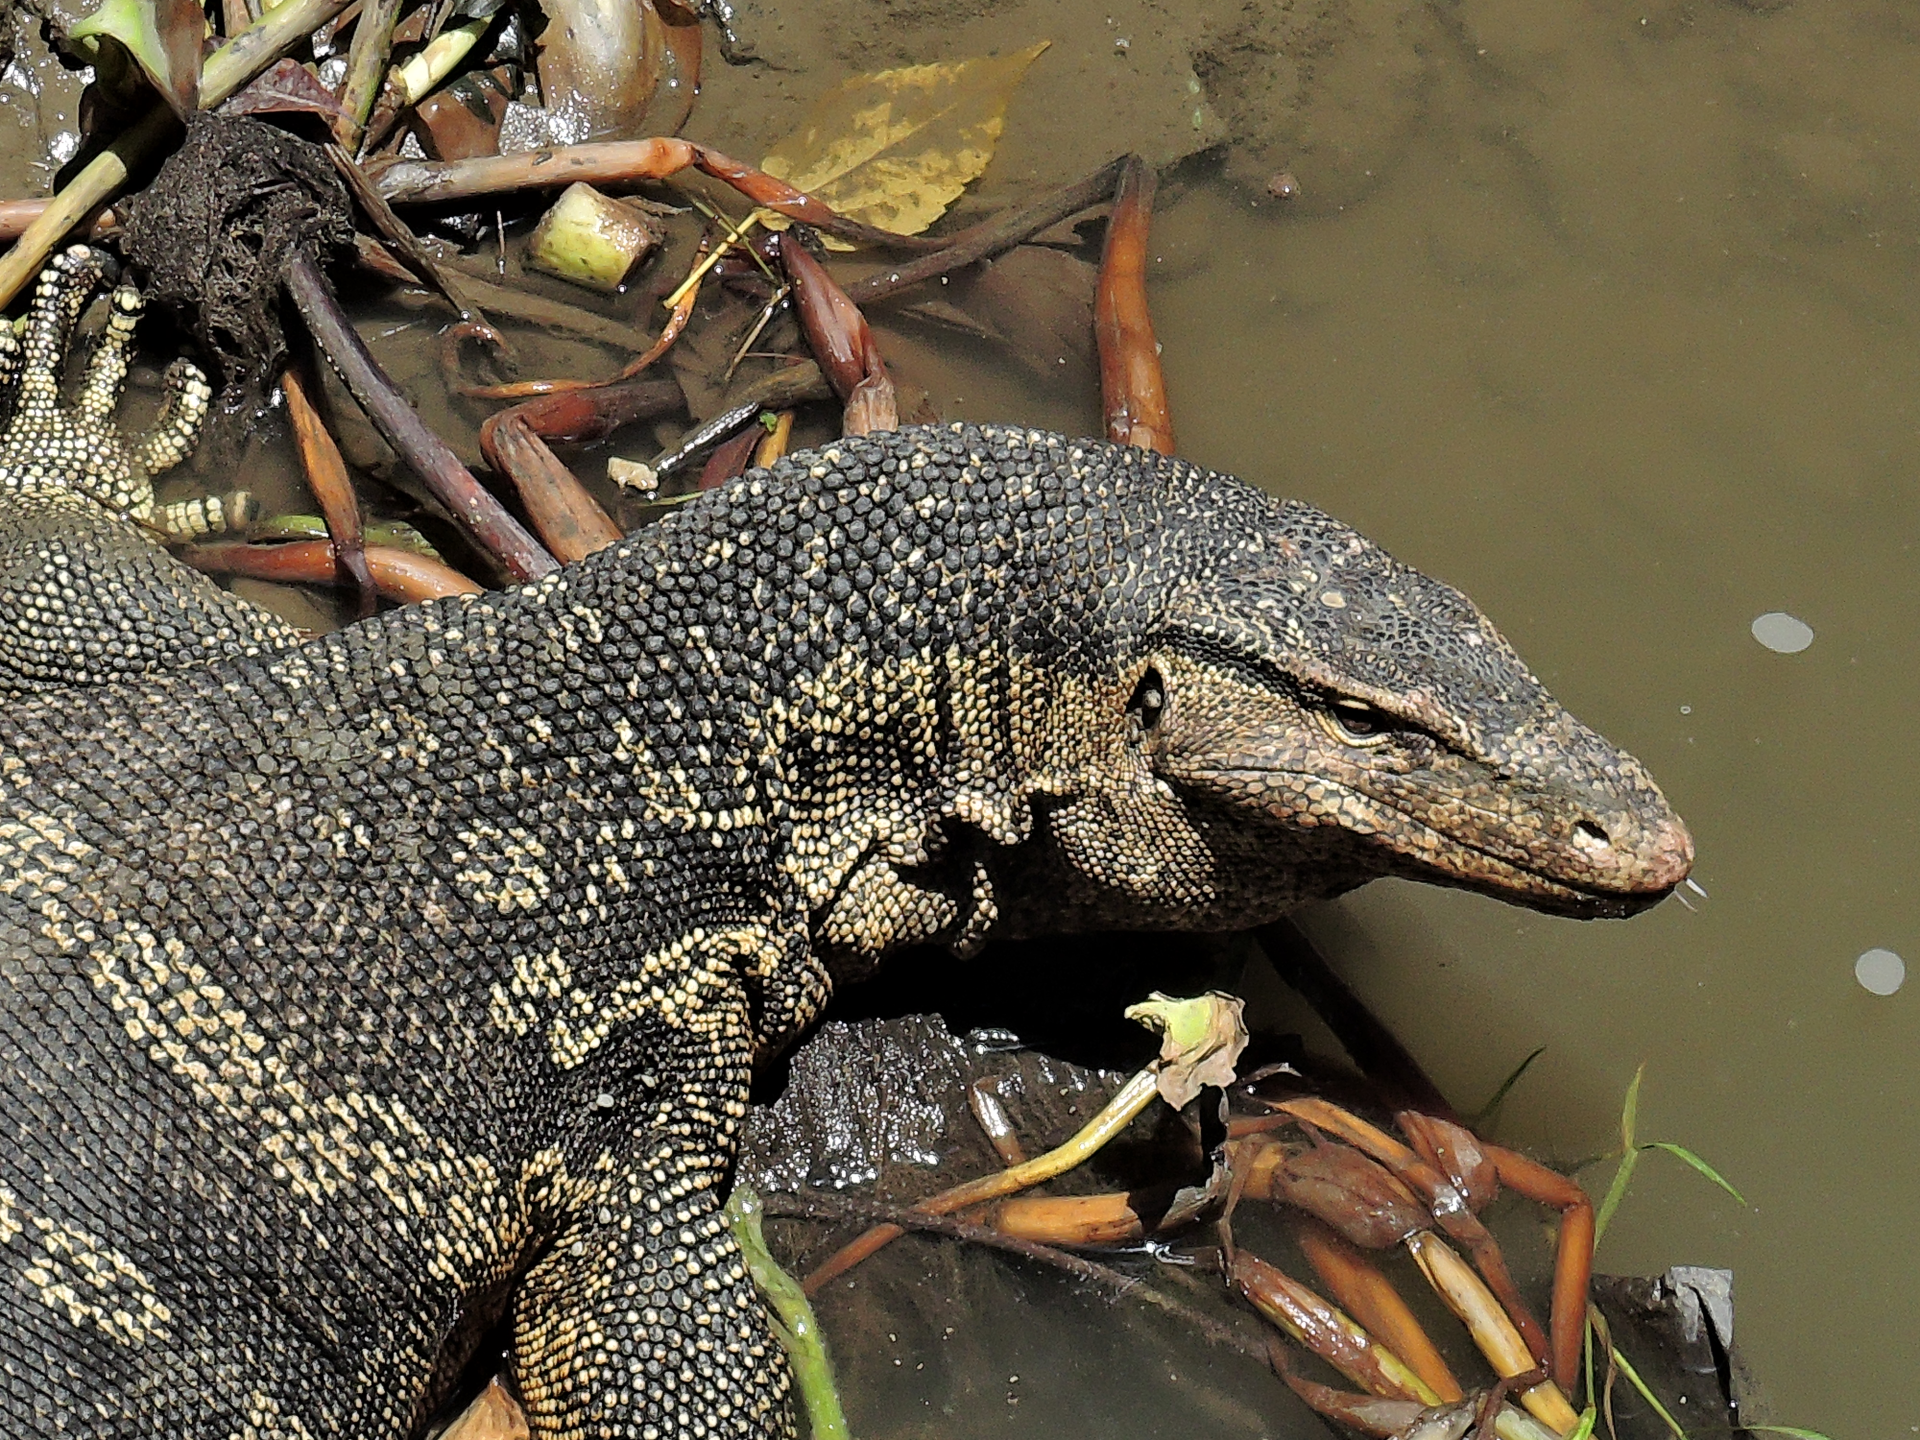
[1094,154,1174,454]
[1487,1143,1594,1395]
[1295,1218,1464,1403]
[181,539,483,604]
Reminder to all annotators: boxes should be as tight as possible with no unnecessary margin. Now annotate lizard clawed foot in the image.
[0,244,213,532]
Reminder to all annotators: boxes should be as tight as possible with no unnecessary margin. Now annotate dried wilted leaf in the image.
[223,59,351,123]
[1124,990,1247,1109]
[761,40,1048,239]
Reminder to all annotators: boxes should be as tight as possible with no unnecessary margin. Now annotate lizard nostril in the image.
[1573,820,1611,851]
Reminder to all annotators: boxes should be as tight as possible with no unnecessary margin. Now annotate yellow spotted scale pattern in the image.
[0,245,298,695]
[0,247,1691,1438]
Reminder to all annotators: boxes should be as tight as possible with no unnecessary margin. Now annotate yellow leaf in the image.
[761,41,1049,239]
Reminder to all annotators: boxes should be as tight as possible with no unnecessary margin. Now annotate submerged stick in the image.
[1253,919,1456,1119]
[1094,154,1174,454]
[331,149,511,362]
[284,249,557,582]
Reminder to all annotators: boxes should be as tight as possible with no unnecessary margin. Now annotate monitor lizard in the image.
[0,248,1691,1438]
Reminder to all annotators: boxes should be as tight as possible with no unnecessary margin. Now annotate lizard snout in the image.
[1567,804,1695,896]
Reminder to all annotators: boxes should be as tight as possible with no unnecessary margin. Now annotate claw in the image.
[0,249,209,529]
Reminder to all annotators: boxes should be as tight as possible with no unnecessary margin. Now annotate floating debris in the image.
[1855,948,1905,996]
[1750,611,1813,654]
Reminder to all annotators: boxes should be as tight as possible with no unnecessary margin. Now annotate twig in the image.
[330,147,512,362]
[284,249,557,582]
[844,155,1129,306]
[1253,919,1456,1120]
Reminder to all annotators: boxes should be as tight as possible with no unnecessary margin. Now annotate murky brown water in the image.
[4,0,1912,1433]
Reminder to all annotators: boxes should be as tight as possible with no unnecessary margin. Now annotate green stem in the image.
[726,1186,851,1440]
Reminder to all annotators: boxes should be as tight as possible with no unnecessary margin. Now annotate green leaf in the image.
[1746,1428,1837,1440]
[1593,1146,1640,1246]
[1469,1044,1546,1127]
[1619,1062,1645,1152]
[1643,1142,1746,1206]
[70,0,203,118]
[1565,1406,1598,1440]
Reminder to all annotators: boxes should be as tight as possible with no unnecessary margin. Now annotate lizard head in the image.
[747,427,1690,965]
[973,451,1694,938]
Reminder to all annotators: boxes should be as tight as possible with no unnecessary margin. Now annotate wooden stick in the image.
[284,249,557,582]
[845,155,1129,305]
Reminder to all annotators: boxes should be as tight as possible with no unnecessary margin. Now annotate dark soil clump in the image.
[122,113,356,421]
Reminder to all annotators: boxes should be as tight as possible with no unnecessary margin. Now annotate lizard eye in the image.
[1324,696,1394,747]
[1126,668,1166,734]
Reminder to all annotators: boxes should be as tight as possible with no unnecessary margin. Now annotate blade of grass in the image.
[1620,1064,1644,1152]
[1608,1338,1687,1440]
[1592,1146,1640,1246]
[1469,1045,1546,1128]
[1565,1407,1598,1440]
[1746,1428,1837,1440]
[1642,1143,1746,1206]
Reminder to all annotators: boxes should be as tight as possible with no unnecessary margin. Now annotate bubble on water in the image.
[1751,612,1813,653]
[1855,948,1905,996]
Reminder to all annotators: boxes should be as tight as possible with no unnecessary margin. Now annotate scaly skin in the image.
[0,258,1691,1436]
[0,246,297,695]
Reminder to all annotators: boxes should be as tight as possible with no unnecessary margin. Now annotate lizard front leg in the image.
[510,969,796,1439]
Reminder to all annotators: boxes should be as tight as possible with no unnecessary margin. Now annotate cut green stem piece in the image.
[727,1186,851,1440]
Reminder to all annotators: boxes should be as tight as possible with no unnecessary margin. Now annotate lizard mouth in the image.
[1188,765,1694,919]
[1347,786,1694,918]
